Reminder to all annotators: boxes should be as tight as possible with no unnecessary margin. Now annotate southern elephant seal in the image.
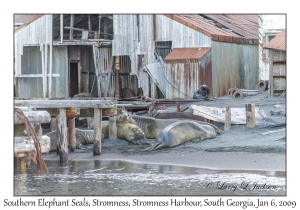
[143,121,217,151]
[131,115,221,139]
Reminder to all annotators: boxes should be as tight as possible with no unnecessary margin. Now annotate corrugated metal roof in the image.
[204,14,259,39]
[164,14,259,44]
[164,47,211,63]
[264,29,286,51]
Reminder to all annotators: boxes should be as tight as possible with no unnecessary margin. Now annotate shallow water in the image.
[14,160,286,196]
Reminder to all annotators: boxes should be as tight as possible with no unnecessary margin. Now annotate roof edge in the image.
[163,14,258,45]
[14,14,44,32]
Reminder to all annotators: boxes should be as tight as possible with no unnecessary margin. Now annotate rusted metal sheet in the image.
[211,41,259,97]
[164,48,210,63]
[163,14,258,45]
[164,49,212,99]
[204,14,259,40]
[265,29,286,51]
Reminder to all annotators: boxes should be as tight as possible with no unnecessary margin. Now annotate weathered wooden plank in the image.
[93,108,102,155]
[109,116,117,140]
[68,117,76,152]
[56,108,68,163]
[14,136,50,154]
[14,111,51,124]
[15,100,113,108]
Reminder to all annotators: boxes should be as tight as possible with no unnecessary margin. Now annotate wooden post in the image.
[60,14,63,43]
[68,117,76,152]
[56,108,68,163]
[103,18,108,39]
[50,118,57,132]
[70,14,74,40]
[224,105,231,131]
[149,102,154,117]
[109,116,117,140]
[93,107,102,155]
[176,102,180,112]
[245,104,255,128]
[20,160,26,174]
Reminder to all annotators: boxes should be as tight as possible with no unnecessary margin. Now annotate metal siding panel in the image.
[211,41,259,97]
[51,46,68,98]
[19,46,43,97]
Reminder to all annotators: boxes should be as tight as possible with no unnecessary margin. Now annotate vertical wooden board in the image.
[68,117,76,152]
[224,106,231,131]
[245,104,255,128]
[109,116,117,140]
[56,108,68,163]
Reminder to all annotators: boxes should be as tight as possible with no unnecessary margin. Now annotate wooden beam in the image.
[15,100,114,108]
[93,108,102,155]
[14,110,51,124]
[56,108,68,163]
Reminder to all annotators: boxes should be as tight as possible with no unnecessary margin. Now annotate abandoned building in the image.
[14,14,262,99]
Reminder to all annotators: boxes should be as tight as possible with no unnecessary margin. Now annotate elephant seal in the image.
[116,123,146,145]
[131,115,221,139]
[143,121,217,151]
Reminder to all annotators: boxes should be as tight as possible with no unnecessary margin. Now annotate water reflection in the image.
[14,160,286,196]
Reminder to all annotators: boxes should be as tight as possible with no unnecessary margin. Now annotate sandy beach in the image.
[43,93,286,172]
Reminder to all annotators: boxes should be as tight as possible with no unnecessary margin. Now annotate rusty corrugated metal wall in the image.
[164,51,212,99]
[211,41,259,96]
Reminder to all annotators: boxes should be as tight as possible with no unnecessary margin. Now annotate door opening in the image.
[70,61,79,97]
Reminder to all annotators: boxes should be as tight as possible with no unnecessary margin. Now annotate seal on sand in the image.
[132,115,221,139]
[143,121,217,151]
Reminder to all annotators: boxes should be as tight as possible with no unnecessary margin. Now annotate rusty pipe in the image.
[179,106,189,112]
[141,95,153,102]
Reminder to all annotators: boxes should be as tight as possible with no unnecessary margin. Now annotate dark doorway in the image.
[70,62,79,97]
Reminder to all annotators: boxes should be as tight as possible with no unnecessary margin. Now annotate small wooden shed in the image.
[264,29,286,96]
